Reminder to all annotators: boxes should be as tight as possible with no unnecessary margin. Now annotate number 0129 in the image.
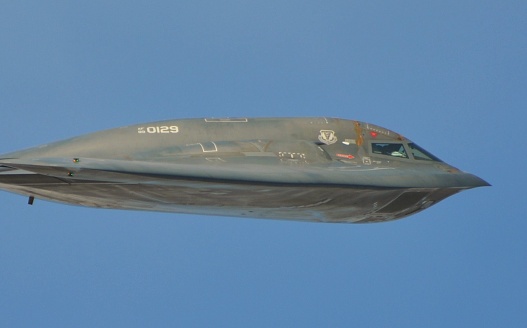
[138,126,179,134]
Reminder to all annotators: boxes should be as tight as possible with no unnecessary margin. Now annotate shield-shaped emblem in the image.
[318,130,337,145]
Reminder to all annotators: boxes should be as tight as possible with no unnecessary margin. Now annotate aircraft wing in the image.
[0,156,487,189]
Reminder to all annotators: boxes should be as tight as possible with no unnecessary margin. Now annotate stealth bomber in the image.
[0,117,488,223]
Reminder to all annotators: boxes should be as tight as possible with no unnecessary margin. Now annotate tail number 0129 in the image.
[138,126,179,134]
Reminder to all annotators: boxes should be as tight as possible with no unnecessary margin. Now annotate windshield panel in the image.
[408,143,442,161]
[371,143,408,158]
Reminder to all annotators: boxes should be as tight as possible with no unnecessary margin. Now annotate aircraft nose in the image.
[458,172,490,188]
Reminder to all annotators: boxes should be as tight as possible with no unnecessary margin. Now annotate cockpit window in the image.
[408,143,442,161]
[371,143,408,158]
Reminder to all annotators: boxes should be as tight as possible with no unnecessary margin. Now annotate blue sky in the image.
[1,1,525,327]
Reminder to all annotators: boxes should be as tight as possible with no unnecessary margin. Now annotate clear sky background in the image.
[1,1,525,327]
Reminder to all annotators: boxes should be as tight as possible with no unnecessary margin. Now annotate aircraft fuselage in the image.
[0,117,488,223]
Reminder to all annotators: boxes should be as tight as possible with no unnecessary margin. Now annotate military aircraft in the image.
[0,117,488,223]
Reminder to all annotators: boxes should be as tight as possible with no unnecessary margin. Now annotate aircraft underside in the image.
[0,173,461,223]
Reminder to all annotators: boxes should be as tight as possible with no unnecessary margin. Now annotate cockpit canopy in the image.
[358,121,441,162]
[371,142,442,162]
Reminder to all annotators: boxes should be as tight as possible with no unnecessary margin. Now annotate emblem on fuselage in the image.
[318,130,338,145]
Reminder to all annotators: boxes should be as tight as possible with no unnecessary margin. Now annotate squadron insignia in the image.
[318,130,338,145]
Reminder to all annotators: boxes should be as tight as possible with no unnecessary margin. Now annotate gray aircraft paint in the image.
[0,117,488,223]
